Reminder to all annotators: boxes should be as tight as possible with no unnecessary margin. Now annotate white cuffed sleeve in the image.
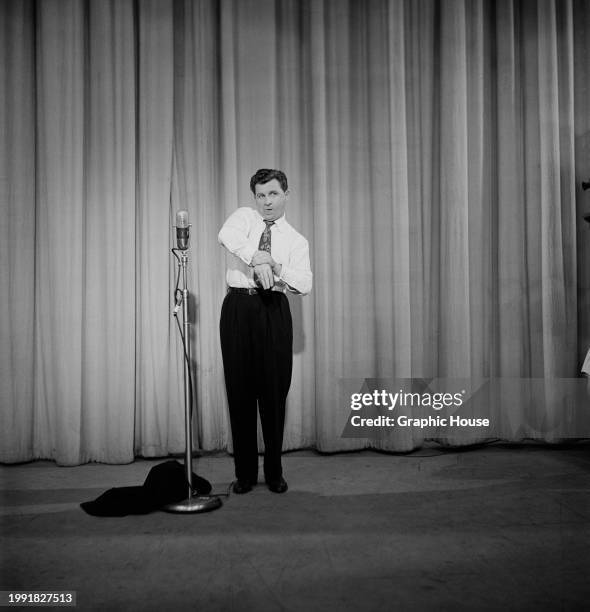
[218,207,257,266]
[279,235,312,295]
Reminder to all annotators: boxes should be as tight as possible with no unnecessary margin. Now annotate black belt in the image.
[227,286,286,295]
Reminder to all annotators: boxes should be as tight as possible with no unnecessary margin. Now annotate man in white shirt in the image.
[218,169,312,494]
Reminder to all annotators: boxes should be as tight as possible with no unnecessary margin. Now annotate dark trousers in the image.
[220,290,293,483]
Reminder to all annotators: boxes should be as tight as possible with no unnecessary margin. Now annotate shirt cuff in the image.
[279,265,309,295]
[238,244,257,266]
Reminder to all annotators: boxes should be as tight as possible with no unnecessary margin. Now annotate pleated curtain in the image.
[1,0,589,464]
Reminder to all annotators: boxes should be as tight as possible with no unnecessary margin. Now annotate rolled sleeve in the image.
[279,236,312,295]
[218,208,257,266]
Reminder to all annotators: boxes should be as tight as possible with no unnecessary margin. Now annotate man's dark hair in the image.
[250,169,288,194]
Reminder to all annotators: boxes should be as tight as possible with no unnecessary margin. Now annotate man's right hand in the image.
[253,263,274,290]
[251,250,273,267]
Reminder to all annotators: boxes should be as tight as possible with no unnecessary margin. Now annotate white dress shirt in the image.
[218,207,312,295]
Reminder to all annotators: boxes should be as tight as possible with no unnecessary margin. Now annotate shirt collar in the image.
[273,215,287,232]
[253,209,286,232]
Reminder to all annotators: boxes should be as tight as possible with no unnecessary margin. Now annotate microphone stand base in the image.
[162,495,222,514]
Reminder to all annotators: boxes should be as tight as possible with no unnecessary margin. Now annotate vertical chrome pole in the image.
[163,246,222,513]
[181,252,193,498]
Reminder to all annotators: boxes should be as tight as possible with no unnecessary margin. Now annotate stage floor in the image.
[2,443,590,611]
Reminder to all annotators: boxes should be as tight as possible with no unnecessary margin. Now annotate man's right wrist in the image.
[241,245,256,266]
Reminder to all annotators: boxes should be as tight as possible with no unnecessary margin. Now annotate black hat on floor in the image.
[80,460,212,517]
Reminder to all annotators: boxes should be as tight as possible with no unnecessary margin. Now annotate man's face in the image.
[253,179,289,222]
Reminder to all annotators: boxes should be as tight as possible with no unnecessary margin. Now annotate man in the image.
[218,169,312,494]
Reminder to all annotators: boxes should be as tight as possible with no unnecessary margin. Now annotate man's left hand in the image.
[253,263,274,290]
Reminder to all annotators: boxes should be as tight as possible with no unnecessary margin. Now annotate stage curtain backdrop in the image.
[1,0,589,465]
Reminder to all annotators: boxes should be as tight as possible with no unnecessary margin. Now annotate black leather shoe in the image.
[267,477,288,494]
[232,480,253,494]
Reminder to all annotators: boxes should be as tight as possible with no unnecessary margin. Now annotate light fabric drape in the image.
[1,0,588,464]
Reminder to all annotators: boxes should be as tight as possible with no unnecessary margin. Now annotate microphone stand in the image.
[164,245,222,513]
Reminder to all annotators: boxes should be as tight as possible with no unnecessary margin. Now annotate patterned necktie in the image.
[258,220,274,253]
